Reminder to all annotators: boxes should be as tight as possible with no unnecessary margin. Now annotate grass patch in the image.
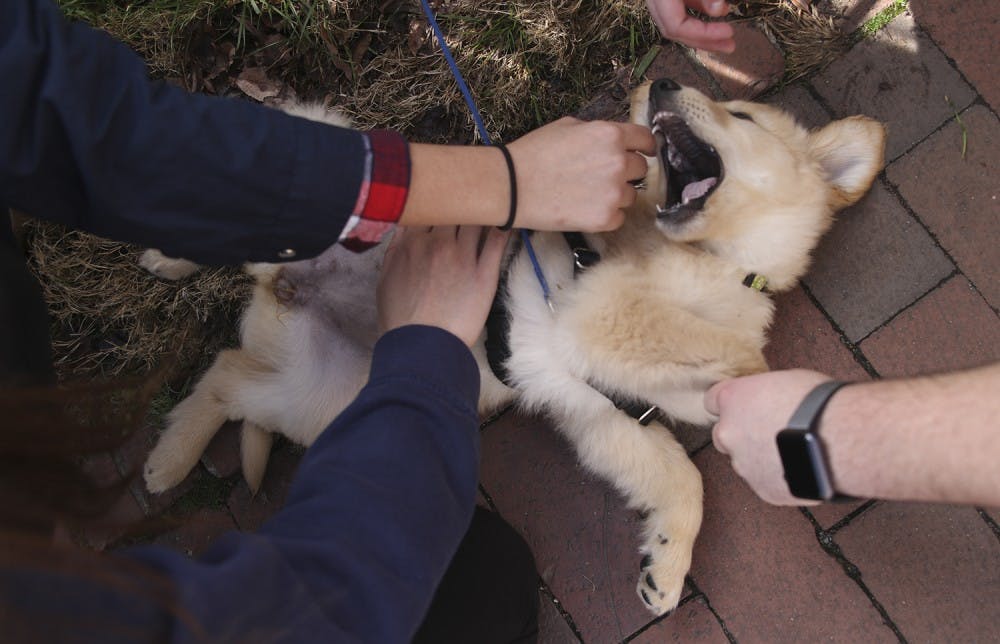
[170,473,239,515]
[860,0,908,37]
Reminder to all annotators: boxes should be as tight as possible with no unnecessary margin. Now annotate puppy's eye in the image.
[729,111,755,122]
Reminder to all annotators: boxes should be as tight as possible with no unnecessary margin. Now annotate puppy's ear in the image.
[808,116,886,209]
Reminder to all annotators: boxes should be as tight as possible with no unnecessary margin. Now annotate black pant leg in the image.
[0,242,54,386]
[414,506,539,644]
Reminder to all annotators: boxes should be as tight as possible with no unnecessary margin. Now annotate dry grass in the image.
[24,220,251,380]
[736,0,848,83]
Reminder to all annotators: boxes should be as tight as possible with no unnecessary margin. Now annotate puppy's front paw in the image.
[139,249,201,280]
[636,529,691,616]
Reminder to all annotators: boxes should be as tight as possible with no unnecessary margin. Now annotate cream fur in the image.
[141,85,885,615]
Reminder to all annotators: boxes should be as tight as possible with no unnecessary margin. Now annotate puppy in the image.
[142,80,885,615]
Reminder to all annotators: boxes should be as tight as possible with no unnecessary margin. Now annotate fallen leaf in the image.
[351,32,373,63]
[235,67,284,102]
[408,19,428,55]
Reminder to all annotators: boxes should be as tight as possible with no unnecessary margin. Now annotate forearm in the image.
[402,144,509,228]
[255,325,481,640]
[824,362,1000,506]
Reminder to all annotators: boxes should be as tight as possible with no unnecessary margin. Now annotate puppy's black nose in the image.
[650,78,681,102]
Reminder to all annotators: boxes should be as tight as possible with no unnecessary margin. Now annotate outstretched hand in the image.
[377,226,509,347]
[647,0,735,52]
[705,369,832,505]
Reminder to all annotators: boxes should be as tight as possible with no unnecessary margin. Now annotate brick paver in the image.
[693,22,785,100]
[201,420,243,479]
[226,442,302,531]
[690,449,896,642]
[887,104,1000,308]
[537,595,581,643]
[764,286,870,380]
[629,596,728,643]
[911,0,999,111]
[804,181,954,342]
[835,502,1000,642]
[766,83,833,130]
[859,275,1000,377]
[807,497,870,532]
[152,508,238,558]
[812,11,976,161]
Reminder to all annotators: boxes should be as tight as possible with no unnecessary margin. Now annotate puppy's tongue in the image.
[681,177,717,204]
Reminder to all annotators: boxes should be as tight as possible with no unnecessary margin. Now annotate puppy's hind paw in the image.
[139,249,201,281]
[143,439,198,494]
[636,546,686,616]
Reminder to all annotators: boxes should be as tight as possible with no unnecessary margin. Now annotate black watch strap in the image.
[786,381,848,432]
[778,381,858,503]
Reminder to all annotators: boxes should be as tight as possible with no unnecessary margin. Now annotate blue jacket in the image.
[1,0,371,264]
[1,0,481,640]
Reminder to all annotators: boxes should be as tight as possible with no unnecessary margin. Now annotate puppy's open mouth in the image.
[650,111,723,223]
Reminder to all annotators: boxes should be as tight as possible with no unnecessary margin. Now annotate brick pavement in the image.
[108,1,998,641]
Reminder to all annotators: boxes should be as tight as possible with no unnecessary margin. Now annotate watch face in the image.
[776,430,833,501]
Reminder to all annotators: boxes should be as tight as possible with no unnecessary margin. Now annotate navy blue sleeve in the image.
[124,326,482,643]
[1,0,369,265]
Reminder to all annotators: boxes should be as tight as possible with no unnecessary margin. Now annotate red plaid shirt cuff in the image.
[339,129,410,252]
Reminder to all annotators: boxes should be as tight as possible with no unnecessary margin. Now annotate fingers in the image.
[705,379,728,453]
[711,421,728,455]
[618,122,658,156]
[475,227,510,290]
[670,18,735,53]
[686,0,730,18]
[647,0,735,52]
[625,151,649,183]
[480,227,510,267]
[704,380,726,416]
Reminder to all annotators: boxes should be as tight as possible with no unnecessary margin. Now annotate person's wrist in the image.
[495,144,518,230]
[776,380,859,502]
[402,145,508,227]
[815,384,863,499]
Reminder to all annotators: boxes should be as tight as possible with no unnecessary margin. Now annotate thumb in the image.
[703,379,728,416]
[688,0,730,17]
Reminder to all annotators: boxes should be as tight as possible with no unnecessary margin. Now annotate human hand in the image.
[705,369,833,505]
[647,0,735,52]
[377,226,509,347]
[506,117,656,232]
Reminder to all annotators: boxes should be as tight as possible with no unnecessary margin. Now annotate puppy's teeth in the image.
[651,124,662,135]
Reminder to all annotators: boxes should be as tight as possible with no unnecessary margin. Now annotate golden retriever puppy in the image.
[142,79,885,616]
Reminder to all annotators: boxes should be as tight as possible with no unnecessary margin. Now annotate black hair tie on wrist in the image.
[496,143,517,231]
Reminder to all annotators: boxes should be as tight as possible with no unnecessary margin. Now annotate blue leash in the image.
[418,0,554,309]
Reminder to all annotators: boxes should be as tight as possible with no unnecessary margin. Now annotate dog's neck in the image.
[588,209,787,294]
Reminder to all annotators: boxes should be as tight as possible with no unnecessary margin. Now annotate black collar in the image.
[562,232,601,275]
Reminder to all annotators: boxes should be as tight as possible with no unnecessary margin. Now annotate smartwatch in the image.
[776,381,857,502]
